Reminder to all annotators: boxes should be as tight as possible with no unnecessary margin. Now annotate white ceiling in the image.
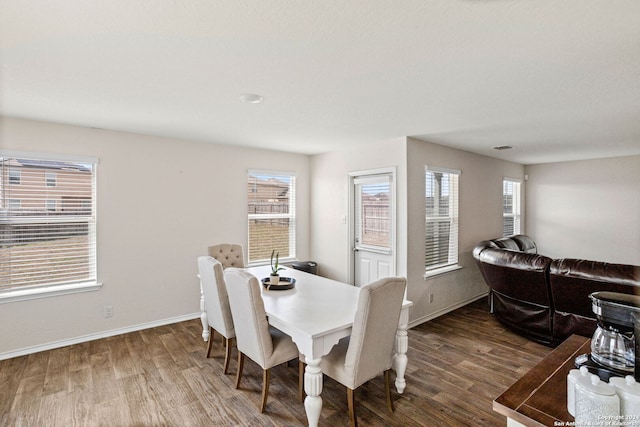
[1,1,639,164]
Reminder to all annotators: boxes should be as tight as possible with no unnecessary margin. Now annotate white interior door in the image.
[352,172,395,287]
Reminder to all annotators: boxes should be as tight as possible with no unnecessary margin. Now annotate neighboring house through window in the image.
[503,178,521,236]
[0,155,97,294]
[247,170,296,264]
[425,166,460,276]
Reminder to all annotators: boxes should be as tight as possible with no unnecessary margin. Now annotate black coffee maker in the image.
[575,291,640,382]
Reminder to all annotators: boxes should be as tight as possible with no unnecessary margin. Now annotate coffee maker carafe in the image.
[575,291,640,382]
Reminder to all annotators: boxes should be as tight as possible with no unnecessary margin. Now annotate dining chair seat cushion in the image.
[267,325,300,367]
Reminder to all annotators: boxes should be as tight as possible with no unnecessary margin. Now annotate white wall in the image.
[309,138,407,282]
[6,116,635,358]
[0,117,310,357]
[525,155,640,265]
[310,137,524,326]
[406,138,525,325]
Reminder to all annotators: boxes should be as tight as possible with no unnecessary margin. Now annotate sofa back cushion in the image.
[511,235,537,254]
[550,259,640,319]
[490,237,521,251]
[550,259,640,341]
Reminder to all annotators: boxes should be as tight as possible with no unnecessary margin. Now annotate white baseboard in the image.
[0,312,202,361]
[408,292,488,329]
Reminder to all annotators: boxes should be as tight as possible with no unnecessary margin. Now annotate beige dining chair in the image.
[197,256,236,374]
[208,244,245,269]
[223,268,301,413]
[319,277,407,427]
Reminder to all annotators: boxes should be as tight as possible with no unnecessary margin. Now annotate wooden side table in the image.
[493,334,590,427]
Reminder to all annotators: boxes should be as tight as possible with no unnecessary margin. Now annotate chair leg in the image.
[298,361,306,402]
[384,369,394,413]
[205,327,214,358]
[347,387,358,427]
[223,337,233,374]
[260,368,271,413]
[235,352,244,389]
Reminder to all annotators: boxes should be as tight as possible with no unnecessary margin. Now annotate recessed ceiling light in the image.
[493,145,514,151]
[240,94,264,104]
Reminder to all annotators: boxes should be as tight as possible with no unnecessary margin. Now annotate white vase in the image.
[270,274,280,285]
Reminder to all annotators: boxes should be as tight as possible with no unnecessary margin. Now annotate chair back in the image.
[208,244,245,268]
[224,268,274,367]
[345,277,406,388]
[197,256,235,339]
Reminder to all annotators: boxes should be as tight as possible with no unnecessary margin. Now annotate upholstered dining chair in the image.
[208,243,245,269]
[223,268,300,413]
[197,256,235,374]
[319,277,406,427]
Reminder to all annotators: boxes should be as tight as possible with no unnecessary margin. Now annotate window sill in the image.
[248,257,297,268]
[0,282,103,304]
[423,265,463,279]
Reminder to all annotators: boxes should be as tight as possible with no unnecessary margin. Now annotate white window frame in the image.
[45,171,57,187]
[503,178,522,237]
[0,151,101,303]
[247,169,296,266]
[46,199,57,212]
[9,168,20,185]
[424,166,462,278]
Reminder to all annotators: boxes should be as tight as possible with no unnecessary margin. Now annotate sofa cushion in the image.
[472,240,498,259]
[490,237,521,251]
[511,235,537,254]
[549,258,640,341]
[550,258,640,318]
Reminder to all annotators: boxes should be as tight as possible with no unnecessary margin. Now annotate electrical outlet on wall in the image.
[103,305,113,318]
[429,293,434,303]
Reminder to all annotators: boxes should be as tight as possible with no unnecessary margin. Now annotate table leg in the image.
[304,358,323,427]
[393,312,409,394]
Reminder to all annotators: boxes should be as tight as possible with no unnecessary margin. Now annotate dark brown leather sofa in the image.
[473,235,640,347]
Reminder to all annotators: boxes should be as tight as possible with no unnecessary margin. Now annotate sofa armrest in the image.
[477,248,553,306]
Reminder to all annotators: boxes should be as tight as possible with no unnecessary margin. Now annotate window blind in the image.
[247,170,296,264]
[503,178,521,236]
[0,156,97,290]
[425,167,460,272]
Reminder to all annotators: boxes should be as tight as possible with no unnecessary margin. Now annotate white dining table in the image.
[241,265,413,427]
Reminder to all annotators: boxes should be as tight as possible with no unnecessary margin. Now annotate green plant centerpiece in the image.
[270,250,284,285]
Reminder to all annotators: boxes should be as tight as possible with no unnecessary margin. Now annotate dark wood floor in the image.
[0,298,551,426]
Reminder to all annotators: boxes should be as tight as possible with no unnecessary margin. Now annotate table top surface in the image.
[247,265,361,339]
[493,334,590,427]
